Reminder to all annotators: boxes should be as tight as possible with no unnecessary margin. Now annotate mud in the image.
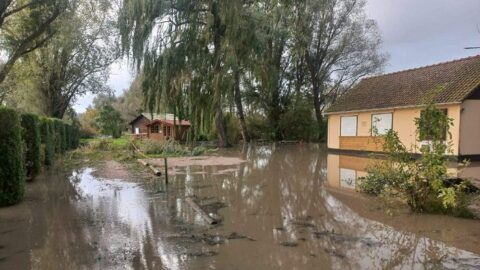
[1,144,480,269]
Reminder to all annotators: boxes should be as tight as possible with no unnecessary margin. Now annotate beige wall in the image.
[460,100,480,155]
[327,104,462,155]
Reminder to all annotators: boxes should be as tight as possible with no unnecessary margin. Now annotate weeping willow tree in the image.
[119,0,386,145]
[119,0,245,147]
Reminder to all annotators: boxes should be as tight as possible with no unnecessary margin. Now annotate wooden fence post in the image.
[164,157,169,184]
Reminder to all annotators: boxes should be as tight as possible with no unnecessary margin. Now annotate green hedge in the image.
[53,120,62,154]
[21,113,41,180]
[40,118,55,166]
[0,107,25,206]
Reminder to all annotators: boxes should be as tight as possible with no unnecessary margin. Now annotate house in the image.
[129,113,191,141]
[326,55,480,160]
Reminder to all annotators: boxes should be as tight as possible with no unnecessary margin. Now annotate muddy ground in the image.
[1,144,480,269]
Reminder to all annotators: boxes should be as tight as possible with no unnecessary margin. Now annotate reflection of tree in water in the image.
[178,144,480,269]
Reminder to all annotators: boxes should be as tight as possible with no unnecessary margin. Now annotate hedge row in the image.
[0,107,80,206]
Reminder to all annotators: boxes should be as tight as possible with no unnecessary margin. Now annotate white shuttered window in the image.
[372,113,393,135]
[340,116,357,136]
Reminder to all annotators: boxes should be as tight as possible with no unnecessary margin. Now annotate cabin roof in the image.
[326,55,480,114]
[147,119,191,127]
[129,112,190,125]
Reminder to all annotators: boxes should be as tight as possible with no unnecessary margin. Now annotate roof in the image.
[147,119,191,126]
[326,55,480,114]
[129,112,190,125]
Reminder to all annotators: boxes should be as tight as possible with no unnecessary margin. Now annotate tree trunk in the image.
[233,67,249,143]
[312,83,325,141]
[211,1,229,148]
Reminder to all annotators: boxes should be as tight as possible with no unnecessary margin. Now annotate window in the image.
[163,125,167,135]
[340,168,356,189]
[371,113,393,136]
[150,125,159,133]
[340,116,357,136]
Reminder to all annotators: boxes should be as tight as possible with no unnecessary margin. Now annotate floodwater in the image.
[1,144,480,269]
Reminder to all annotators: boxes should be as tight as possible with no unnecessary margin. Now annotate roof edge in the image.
[363,54,480,81]
[325,102,462,116]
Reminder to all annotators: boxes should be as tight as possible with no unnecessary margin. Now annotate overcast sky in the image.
[73,0,480,113]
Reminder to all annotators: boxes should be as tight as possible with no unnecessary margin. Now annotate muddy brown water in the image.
[1,144,480,270]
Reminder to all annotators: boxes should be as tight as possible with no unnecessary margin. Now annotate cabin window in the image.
[163,125,167,135]
[150,125,159,133]
[371,113,393,136]
[419,109,448,141]
[340,116,357,136]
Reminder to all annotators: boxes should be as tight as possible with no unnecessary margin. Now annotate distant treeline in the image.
[0,107,80,207]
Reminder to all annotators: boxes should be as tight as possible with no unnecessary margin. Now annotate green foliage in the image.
[140,140,188,156]
[0,107,25,206]
[191,146,207,156]
[359,104,470,214]
[96,105,124,138]
[278,105,317,141]
[21,113,41,180]
[39,118,55,166]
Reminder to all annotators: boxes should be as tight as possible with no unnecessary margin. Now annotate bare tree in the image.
[298,0,387,138]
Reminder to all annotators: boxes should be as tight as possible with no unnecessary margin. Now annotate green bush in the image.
[60,123,67,153]
[359,104,470,214]
[53,120,62,154]
[21,113,41,180]
[278,105,317,141]
[0,107,25,206]
[141,139,188,156]
[39,118,55,166]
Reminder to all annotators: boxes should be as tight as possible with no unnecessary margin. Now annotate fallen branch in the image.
[185,197,218,225]
[137,159,149,166]
[148,164,162,176]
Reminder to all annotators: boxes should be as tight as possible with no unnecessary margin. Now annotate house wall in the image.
[131,116,150,134]
[327,104,462,156]
[460,100,480,155]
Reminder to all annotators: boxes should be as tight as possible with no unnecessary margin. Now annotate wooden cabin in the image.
[326,55,480,160]
[129,113,191,141]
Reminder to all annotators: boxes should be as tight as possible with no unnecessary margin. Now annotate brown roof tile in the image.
[326,55,480,113]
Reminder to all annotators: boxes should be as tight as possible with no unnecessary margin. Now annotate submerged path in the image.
[1,144,480,269]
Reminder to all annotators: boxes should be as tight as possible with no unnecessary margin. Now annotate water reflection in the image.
[1,144,480,269]
[326,153,480,191]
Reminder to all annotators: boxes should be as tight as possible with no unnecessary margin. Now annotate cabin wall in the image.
[327,104,461,156]
[460,100,480,155]
[131,117,150,134]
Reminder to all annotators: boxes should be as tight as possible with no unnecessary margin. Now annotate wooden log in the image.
[137,159,149,166]
[148,165,162,176]
[185,197,218,225]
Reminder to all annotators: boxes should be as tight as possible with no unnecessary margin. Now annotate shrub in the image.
[359,103,469,213]
[60,123,67,153]
[278,105,317,141]
[21,113,41,180]
[40,118,55,166]
[141,139,188,156]
[53,120,63,154]
[0,107,25,206]
[191,146,207,156]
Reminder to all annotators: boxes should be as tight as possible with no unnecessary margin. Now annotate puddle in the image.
[0,144,480,269]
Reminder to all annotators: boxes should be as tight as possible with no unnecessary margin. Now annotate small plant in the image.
[359,103,470,214]
[191,146,207,156]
